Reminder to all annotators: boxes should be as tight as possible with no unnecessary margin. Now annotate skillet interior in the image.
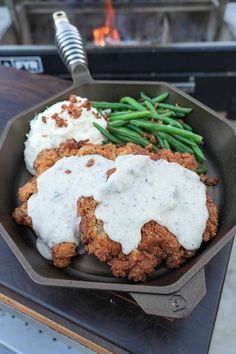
[1,81,236,293]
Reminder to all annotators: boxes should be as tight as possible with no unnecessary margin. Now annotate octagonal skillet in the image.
[0,12,236,319]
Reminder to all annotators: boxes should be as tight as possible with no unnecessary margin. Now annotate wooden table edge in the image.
[0,287,114,354]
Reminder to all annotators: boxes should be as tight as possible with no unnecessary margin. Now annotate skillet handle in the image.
[53,11,92,84]
[129,268,206,319]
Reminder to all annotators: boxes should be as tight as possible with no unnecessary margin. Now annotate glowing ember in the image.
[93,0,120,46]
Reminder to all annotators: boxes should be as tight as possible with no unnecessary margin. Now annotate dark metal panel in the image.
[1,44,236,114]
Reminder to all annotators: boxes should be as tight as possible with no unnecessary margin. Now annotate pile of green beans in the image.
[91,92,207,172]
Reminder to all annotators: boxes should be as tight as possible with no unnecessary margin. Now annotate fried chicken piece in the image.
[33,140,198,176]
[52,242,78,268]
[200,174,218,186]
[34,147,60,176]
[12,202,32,227]
[202,194,218,242]
[78,194,217,282]
[13,142,217,278]
[78,197,122,261]
[17,177,37,202]
[152,149,198,171]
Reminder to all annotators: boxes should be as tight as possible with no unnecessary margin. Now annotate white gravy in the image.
[24,97,107,175]
[27,155,209,257]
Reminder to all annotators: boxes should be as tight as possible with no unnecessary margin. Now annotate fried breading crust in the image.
[33,139,198,176]
[18,177,37,202]
[12,202,32,227]
[13,140,217,279]
[52,242,78,268]
[78,193,218,282]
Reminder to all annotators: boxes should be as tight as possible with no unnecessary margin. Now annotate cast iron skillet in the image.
[0,11,236,318]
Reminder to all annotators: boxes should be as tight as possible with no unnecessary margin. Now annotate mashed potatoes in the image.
[24,95,107,174]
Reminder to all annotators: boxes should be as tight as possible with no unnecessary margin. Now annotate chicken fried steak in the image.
[13,140,218,281]
[78,193,217,282]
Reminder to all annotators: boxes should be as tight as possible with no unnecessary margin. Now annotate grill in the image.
[1,1,236,116]
[4,1,231,46]
[1,43,236,117]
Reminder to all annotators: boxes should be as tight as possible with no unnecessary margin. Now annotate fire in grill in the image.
[3,0,231,47]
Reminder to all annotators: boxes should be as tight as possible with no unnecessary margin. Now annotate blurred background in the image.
[1,1,236,117]
[0,0,236,46]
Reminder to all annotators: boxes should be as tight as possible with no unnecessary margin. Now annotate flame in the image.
[93,0,120,46]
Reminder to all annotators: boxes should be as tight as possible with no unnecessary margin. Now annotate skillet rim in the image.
[0,80,236,294]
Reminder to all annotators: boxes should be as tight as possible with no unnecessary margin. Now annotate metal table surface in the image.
[0,302,95,354]
[0,65,234,354]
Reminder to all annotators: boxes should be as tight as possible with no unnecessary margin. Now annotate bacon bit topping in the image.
[52,113,68,127]
[42,116,47,123]
[145,144,153,151]
[142,132,150,138]
[86,159,95,168]
[60,98,92,118]
[103,113,109,120]
[142,132,156,144]
[77,139,90,148]
[150,135,157,144]
[67,103,82,119]
[92,110,101,119]
[69,95,77,103]
[200,175,218,186]
[75,99,91,111]
[106,167,116,179]
[65,170,72,174]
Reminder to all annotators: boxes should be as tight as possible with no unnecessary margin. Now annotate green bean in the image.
[108,126,156,150]
[173,135,197,146]
[113,133,140,145]
[156,103,192,114]
[161,117,183,129]
[156,117,183,129]
[156,109,169,114]
[93,122,123,144]
[191,144,206,162]
[126,123,143,134]
[152,92,169,103]
[159,133,193,154]
[163,139,170,149]
[174,112,186,118]
[130,120,203,144]
[144,100,157,116]
[155,134,165,149]
[196,167,207,175]
[144,100,183,129]
[108,111,132,117]
[113,132,158,152]
[140,92,153,103]
[91,101,132,110]
[120,97,146,111]
[110,110,151,121]
[159,111,176,118]
[108,120,127,127]
[108,126,149,144]
[150,144,158,152]
[102,139,110,145]
[182,123,193,131]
